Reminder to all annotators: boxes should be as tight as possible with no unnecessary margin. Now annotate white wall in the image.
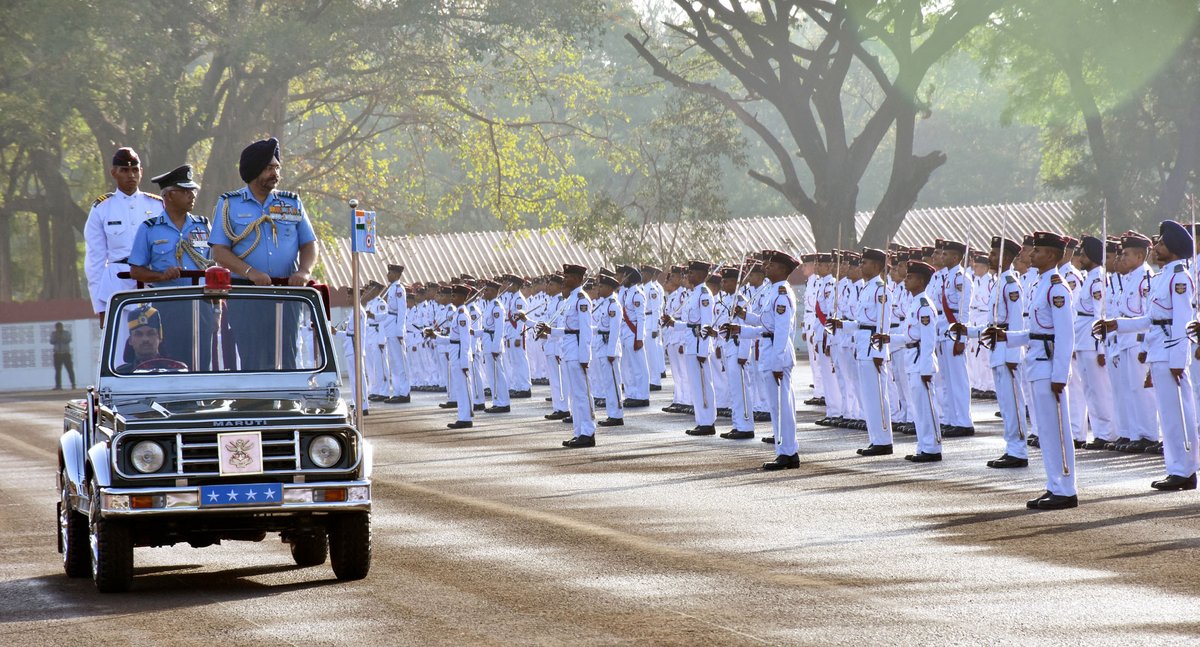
[0,318,102,392]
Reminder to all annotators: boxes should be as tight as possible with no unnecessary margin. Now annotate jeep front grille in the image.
[112,427,360,479]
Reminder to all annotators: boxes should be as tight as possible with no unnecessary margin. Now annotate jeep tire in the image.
[329,512,370,581]
[59,474,90,578]
[90,481,133,592]
[289,532,328,567]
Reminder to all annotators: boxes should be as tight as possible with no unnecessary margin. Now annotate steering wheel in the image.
[133,357,189,373]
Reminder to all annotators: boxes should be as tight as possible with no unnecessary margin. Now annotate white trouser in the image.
[1116,347,1160,441]
[1149,362,1200,477]
[367,342,387,396]
[820,345,842,417]
[450,361,472,422]
[993,363,1029,459]
[809,332,826,398]
[646,331,665,385]
[341,334,368,410]
[1067,355,1088,442]
[936,339,972,427]
[713,347,731,408]
[889,347,912,423]
[725,354,755,432]
[671,340,692,405]
[566,360,596,437]
[386,336,410,397]
[470,351,485,405]
[1018,361,1037,438]
[548,354,568,412]
[1029,377,1077,497]
[484,351,509,406]
[909,375,942,455]
[1075,349,1114,441]
[857,359,892,446]
[598,355,624,419]
[834,344,859,418]
[620,335,649,400]
[763,366,797,456]
[687,355,716,426]
[505,338,531,391]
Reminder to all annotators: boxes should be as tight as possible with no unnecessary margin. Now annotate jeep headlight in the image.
[309,435,343,468]
[130,440,165,473]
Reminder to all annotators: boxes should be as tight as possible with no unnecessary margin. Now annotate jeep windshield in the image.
[110,293,328,375]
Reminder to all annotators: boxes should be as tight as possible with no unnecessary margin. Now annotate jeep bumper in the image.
[96,480,371,517]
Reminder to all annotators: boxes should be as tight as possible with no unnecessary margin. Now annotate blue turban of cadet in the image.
[239,137,280,184]
[1159,220,1193,260]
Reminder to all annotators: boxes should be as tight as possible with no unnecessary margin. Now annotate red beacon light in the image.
[204,266,232,295]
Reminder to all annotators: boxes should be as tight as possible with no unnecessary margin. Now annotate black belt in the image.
[993,323,1009,330]
[1030,333,1054,360]
[890,323,901,328]
[112,257,129,264]
[860,325,876,334]
[1077,311,1094,317]
[1152,319,1172,326]
[1030,333,1054,341]
[905,342,918,349]
[762,332,774,339]
[565,329,580,336]
[598,331,609,341]
[449,340,460,345]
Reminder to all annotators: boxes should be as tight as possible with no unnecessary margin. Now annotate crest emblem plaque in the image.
[218,431,264,476]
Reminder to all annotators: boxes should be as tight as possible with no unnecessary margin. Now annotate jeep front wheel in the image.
[289,532,328,567]
[328,512,370,581]
[89,482,133,592]
[59,475,90,578]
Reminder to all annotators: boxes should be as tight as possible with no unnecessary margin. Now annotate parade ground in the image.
[2,364,1199,646]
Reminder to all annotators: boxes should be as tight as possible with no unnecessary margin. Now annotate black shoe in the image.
[384,395,410,404]
[1148,441,1164,454]
[1036,494,1079,510]
[753,411,771,422]
[1106,437,1130,451]
[438,401,458,409]
[716,408,732,418]
[593,398,606,408]
[1025,491,1053,509]
[446,420,473,429]
[432,386,447,393]
[943,426,975,438]
[545,397,554,402]
[681,405,695,415]
[661,372,668,379]
[905,452,942,463]
[483,388,492,397]
[1072,439,1086,449]
[562,435,595,448]
[473,404,486,412]
[544,410,569,420]
[598,417,624,427]
[762,454,799,471]
[761,436,775,444]
[484,405,511,414]
[623,398,651,408]
[987,454,1029,469]
[899,423,917,436]
[720,430,754,440]
[815,417,835,427]
[662,404,683,413]
[509,390,532,399]
[803,397,825,406]
[685,425,717,436]
[562,416,574,424]
[856,444,894,456]
[1082,438,1110,450]
[649,384,663,392]
[1151,473,1197,491]
[1027,435,1040,448]
[1119,438,1151,453]
[368,394,385,402]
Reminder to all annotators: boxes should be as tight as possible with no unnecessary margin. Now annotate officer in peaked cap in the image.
[536,263,596,446]
[383,263,411,404]
[129,165,209,288]
[84,146,165,327]
[666,260,718,436]
[116,304,175,373]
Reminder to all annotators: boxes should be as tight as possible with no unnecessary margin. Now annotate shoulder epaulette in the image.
[1175,264,1186,273]
[275,190,298,199]
[1050,274,1062,284]
[919,296,934,309]
[1004,275,1016,284]
[144,192,163,201]
[778,285,787,294]
[92,192,114,207]
[219,190,239,199]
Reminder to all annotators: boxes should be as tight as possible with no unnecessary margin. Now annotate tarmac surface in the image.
[2,365,1200,646]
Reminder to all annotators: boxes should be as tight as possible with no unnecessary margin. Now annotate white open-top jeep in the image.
[57,271,372,592]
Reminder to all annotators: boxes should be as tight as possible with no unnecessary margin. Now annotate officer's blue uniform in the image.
[209,187,316,278]
[128,211,212,287]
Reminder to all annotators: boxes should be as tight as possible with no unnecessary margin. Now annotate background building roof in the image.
[316,200,1074,287]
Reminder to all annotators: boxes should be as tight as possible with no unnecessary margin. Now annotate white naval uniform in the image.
[481,297,509,407]
[814,274,840,419]
[903,291,941,455]
[83,189,163,315]
[593,294,624,420]
[543,292,569,413]
[887,278,913,425]
[1115,263,1160,442]
[503,290,532,392]
[673,284,716,427]
[339,307,369,412]
[468,302,487,406]
[968,268,1029,460]
[803,274,823,399]
[936,264,973,429]
[666,287,692,406]
[851,274,891,447]
[833,277,861,420]
[549,286,596,438]
[618,284,649,401]
[739,280,798,456]
[366,296,389,397]
[967,271,997,392]
[434,305,474,422]
[747,279,774,415]
[1006,269,1077,498]
[725,290,755,433]
[1116,259,1198,478]
[644,280,665,386]
[385,280,411,398]
[1061,263,1088,441]
[712,290,739,409]
[1072,265,1114,442]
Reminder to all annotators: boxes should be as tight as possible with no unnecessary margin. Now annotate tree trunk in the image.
[1062,60,1124,224]
[1157,96,1200,221]
[0,209,12,301]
